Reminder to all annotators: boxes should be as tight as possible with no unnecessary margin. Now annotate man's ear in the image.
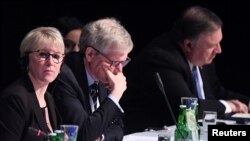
[183,39,193,52]
[85,47,95,62]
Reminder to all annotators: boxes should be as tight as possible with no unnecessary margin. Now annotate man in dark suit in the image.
[49,17,133,141]
[121,6,250,134]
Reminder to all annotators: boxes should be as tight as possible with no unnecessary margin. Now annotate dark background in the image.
[1,0,249,97]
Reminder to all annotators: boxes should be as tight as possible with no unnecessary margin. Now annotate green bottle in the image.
[174,105,190,141]
[54,130,64,141]
[48,133,57,141]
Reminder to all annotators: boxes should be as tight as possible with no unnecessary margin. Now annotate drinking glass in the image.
[181,97,198,109]
[60,125,79,141]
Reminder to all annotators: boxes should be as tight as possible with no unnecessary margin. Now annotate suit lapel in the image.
[29,91,49,133]
[80,68,92,114]
[199,64,216,99]
[20,74,49,134]
[65,53,92,114]
[45,93,58,130]
[181,56,198,97]
[98,82,108,102]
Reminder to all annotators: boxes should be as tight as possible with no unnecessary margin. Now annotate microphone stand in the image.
[155,72,184,139]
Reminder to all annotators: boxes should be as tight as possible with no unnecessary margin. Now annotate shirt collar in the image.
[187,59,194,71]
[86,70,96,87]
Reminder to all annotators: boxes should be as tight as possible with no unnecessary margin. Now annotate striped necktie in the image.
[89,82,99,111]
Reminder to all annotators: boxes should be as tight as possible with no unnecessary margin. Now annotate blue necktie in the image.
[192,66,204,99]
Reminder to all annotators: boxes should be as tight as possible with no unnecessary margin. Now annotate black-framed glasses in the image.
[27,50,64,64]
[91,47,131,67]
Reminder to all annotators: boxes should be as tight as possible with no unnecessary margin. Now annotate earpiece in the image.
[19,55,29,70]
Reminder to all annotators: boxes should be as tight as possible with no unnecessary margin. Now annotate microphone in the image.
[154,72,184,139]
[28,127,48,138]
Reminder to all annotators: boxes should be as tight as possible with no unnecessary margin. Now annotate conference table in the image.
[123,126,175,141]
[123,119,242,141]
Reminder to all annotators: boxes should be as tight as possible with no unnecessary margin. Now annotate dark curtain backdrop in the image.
[1,0,249,97]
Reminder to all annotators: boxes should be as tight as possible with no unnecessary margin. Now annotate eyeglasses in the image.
[27,50,64,64]
[91,47,131,67]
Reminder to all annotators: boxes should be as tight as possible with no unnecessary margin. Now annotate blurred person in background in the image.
[51,16,84,53]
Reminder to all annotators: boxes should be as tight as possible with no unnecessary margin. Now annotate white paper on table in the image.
[231,113,250,119]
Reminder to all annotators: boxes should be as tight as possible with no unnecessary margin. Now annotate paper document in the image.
[231,113,250,119]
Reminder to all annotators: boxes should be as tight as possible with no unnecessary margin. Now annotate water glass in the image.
[181,97,198,109]
[60,125,79,141]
